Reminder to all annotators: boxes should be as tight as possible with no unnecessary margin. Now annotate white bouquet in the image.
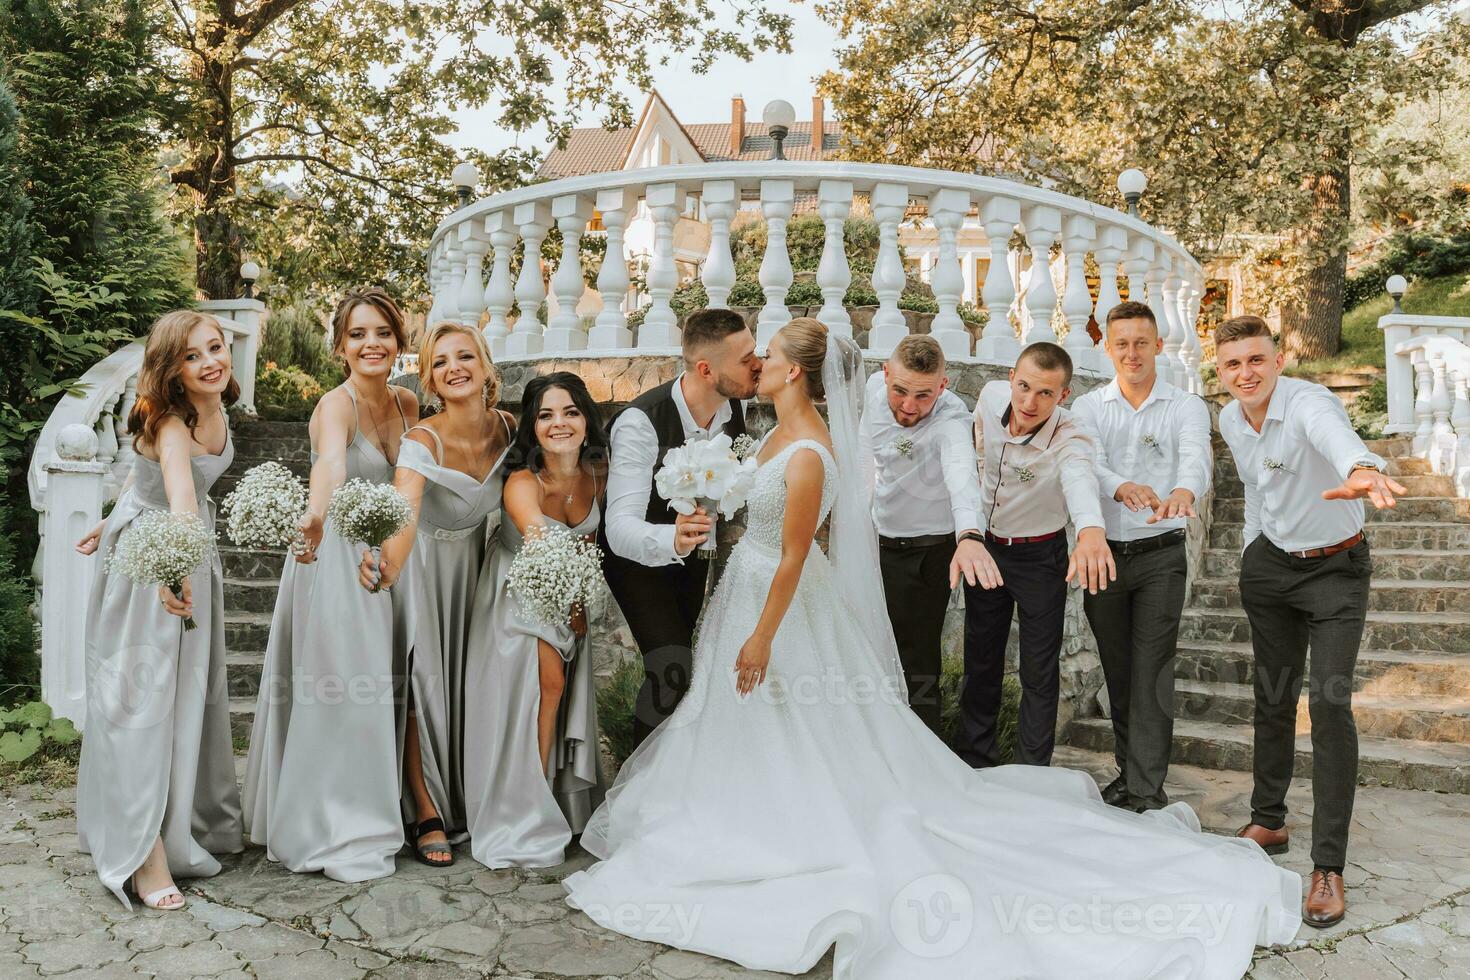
[327,478,413,592]
[506,522,605,628]
[107,510,217,631]
[654,432,759,554]
[221,461,308,550]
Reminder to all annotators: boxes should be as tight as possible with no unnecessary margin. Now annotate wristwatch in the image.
[958,530,985,545]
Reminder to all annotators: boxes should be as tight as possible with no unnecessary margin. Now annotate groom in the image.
[601,308,762,746]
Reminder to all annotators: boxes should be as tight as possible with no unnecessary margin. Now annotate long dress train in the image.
[77,418,242,908]
[564,439,1300,980]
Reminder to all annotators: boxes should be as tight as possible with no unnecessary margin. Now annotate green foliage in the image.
[0,700,79,767]
[0,504,37,703]
[1345,208,1470,310]
[596,657,644,769]
[256,363,328,421]
[898,292,939,315]
[939,657,1020,763]
[0,67,33,316]
[783,277,823,307]
[258,303,333,378]
[726,277,766,308]
[957,302,989,327]
[1349,377,1389,440]
[670,280,709,318]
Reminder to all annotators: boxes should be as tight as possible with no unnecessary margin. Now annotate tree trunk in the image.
[1279,122,1351,362]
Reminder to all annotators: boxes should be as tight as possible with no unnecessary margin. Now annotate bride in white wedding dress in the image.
[564,318,1301,980]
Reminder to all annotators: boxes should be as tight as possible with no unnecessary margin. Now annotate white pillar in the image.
[1125,237,1153,313]
[589,188,633,350]
[757,178,795,346]
[505,201,550,357]
[545,193,593,352]
[1147,252,1174,384]
[1061,214,1098,372]
[1093,226,1127,378]
[1412,350,1433,455]
[426,242,448,326]
[816,179,854,335]
[867,182,909,357]
[1021,205,1062,344]
[443,239,466,328]
[701,180,737,309]
[1431,354,1455,473]
[482,211,516,358]
[1162,267,1188,387]
[41,425,107,729]
[639,182,681,349]
[928,188,972,358]
[457,222,488,329]
[976,196,1020,362]
[1379,314,1416,433]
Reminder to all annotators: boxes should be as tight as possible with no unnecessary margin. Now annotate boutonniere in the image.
[1141,433,1162,453]
[1263,457,1292,474]
[731,434,757,462]
[1011,463,1035,483]
[895,435,914,457]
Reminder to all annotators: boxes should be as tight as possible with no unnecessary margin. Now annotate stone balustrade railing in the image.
[425,162,1206,390]
[1393,331,1470,498]
[26,300,263,726]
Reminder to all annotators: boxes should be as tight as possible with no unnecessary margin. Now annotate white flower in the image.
[895,435,914,457]
[506,522,605,627]
[221,461,307,550]
[1012,463,1035,483]
[327,479,413,547]
[107,510,216,630]
[731,434,757,461]
[1141,433,1160,450]
[655,433,758,518]
[1263,457,1290,473]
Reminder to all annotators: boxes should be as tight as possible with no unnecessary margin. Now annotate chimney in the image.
[812,96,825,155]
[731,95,745,156]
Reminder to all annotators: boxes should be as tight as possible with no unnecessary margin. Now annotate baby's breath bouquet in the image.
[327,478,413,592]
[221,461,307,550]
[506,522,604,628]
[107,510,217,630]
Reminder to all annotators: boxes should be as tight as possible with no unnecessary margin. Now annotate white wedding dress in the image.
[564,339,1301,980]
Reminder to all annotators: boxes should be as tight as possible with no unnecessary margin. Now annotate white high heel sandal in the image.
[126,873,185,911]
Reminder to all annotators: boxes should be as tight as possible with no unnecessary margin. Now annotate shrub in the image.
[784,277,823,306]
[0,700,81,787]
[255,363,326,421]
[1349,377,1389,440]
[0,512,38,704]
[727,275,765,308]
[844,282,879,307]
[670,280,708,317]
[958,302,989,327]
[939,656,1020,763]
[258,302,332,377]
[898,292,939,314]
[597,657,643,768]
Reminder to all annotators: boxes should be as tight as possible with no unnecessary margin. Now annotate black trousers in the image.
[1239,535,1371,870]
[1082,535,1188,808]
[601,543,710,747]
[960,535,1068,767]
[878,535,957,737]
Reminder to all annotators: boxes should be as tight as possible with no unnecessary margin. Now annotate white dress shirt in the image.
[1070,378,1214,542]
[604,374,736,566]
[972,380,1104,538]
[1219,376,1386,554]
[859,372,982,539]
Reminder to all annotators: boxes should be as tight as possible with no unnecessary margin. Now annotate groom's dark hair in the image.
[682,308,749,361]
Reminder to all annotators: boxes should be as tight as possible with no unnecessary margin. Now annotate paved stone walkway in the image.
[3,749,1467,979]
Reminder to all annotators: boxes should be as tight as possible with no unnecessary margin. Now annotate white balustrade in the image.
[483,211,516,357]
[1161,268,1186,387]
[457,222,488,329]
[590,188,633,349]
[1020,205,1061,345]
[816,179,853,334]
[443,239,466,328]
[1145,252,1172,384]
[701,180,737,310]
[976,197,1021,362]
[506,201,551,357]
[1093,226,1127,377]
[1061,214,1097,371]
[867,182,909,356]
[545,194,593,352]
[929,188,972,357]
[757,178,796,346]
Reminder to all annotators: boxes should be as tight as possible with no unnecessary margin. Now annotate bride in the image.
[564,317,1301,980]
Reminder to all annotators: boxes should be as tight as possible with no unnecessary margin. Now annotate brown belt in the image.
[1288,531,1364,559]
[984,529,1062,547]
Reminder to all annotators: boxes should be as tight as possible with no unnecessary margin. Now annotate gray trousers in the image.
[1082,535,1188,809]
[1239,535,1371,870]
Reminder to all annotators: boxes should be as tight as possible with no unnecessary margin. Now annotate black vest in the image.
[617,379,747,526]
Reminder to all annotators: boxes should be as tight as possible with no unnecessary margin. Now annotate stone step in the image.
[1172,679,1470,743]
[1064,717,1470,794]
[1387,457,1434,476]
[230,434,312,461]
[1366,437,1415,457]
[230,697,255,743]
[1207,521,1470,553]
[227,653,264,700]
[1190,576,1470,613]
[223,577,279,614]
[221,546,286,581]
[1211,495,1470,524]
[1393,474,1460,497]
[1179,607,1470,654]
[224,610,272,653]
[1200,546,1470,580]
[1174,641,1470,697]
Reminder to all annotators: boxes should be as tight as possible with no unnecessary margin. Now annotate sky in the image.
[445,1,843,160]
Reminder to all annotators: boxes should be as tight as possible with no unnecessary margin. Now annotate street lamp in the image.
[240,260,261,300]
[762,100,797,160]
[1386,274,1408,314]
[452,161,479,208]
[1117,168,1148,218]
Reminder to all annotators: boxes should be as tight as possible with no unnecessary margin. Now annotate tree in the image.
[817,0,1468,359]
[0,68,32,316]
[158,0,794,303]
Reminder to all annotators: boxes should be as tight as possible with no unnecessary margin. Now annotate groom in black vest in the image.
[601,308,762,746]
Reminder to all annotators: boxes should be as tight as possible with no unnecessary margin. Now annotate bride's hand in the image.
[734,633,771,696]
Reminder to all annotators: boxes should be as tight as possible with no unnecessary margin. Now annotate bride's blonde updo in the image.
[778,317,830,401]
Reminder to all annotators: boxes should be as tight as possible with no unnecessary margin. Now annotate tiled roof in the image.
[536,122,848,179]
[539,127,636,180]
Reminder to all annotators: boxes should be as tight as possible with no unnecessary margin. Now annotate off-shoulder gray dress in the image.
[241,385,411,882]
[465,496,605,869]
[76,415,242,908]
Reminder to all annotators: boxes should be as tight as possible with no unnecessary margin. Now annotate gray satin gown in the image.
[240,386,411,882]
[397,422,509,841]
[465,497,605,869]
[76,416,243,909]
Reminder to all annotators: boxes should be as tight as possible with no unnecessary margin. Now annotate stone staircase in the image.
[1066,435,1470,794]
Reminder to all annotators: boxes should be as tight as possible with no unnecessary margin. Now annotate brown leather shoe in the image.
[1236,823,1289,855]
[1304,869,1346,928]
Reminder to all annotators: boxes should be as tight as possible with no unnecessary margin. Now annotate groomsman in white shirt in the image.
[1072,301,1213,812]
[964,342,1116,768]
[859,335,992,735]
[1216,315,1406,928]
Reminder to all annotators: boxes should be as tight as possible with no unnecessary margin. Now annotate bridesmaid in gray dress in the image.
[465,372,608,869]
[241,288,417,882]
[357,321,514,867]
[75,310,244,910]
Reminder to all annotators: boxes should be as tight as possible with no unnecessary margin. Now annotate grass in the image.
[1289,272,1470,377]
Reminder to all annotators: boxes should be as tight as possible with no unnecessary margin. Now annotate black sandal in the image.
[413,817,454,867]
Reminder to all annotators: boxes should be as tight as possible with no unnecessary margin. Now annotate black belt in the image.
[878,532,954,550]
[1107,529,1186,556]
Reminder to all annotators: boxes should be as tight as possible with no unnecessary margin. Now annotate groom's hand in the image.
[950,537,1003,590]
[674,507,714,557]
